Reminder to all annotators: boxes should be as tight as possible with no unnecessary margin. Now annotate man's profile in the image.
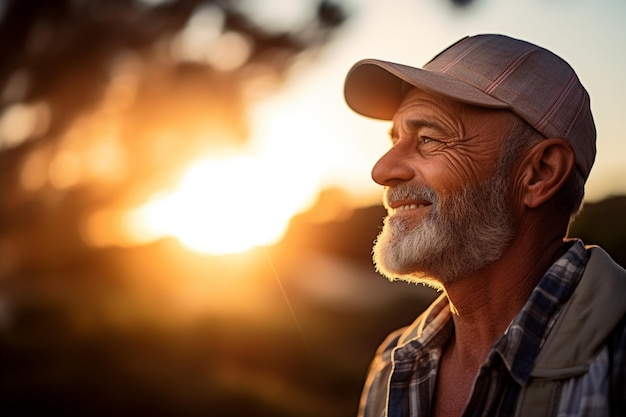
[344,34,626,417]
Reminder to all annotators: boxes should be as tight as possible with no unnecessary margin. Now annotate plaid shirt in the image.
[359,240,626,417]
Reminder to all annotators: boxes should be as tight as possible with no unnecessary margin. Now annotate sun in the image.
[119,89,341,255]
[132,152,318,255]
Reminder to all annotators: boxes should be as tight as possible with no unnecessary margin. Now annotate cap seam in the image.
[565,89,588,139]
[535,73,576,133]
[566,92,591,175]
[484,48,537,95]
[439,37,488,74]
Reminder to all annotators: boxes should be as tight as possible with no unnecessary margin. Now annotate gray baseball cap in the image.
[344,34,596,179]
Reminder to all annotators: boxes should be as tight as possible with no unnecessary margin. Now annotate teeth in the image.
[396,204,426,212]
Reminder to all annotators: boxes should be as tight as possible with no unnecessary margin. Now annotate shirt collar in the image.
[491,239,590,385]
[392,294,453,361]
[392,240,590,385]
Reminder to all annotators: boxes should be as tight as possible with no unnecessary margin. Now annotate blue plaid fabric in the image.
[358,240,626,417]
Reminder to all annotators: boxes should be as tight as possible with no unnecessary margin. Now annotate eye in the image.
[421,136,436,144]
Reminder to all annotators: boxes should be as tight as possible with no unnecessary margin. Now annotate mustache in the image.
[383,184,439,208]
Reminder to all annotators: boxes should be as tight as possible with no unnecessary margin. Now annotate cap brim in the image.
[344,59,509,120]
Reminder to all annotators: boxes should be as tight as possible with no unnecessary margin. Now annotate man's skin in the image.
[372,88,577,417]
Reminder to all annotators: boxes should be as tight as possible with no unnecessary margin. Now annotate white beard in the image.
[372,167,514,288]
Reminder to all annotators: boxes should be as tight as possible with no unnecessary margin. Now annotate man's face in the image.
[371,88,518,287]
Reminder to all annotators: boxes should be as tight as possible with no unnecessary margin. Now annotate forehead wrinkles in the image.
[459,106,522,148]
[392,92,465,137]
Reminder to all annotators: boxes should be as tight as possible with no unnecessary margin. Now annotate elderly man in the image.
[344,34,626,417]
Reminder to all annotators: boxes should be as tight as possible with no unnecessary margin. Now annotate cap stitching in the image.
[535,73,576,133]
[484,49,537,95]
[565,89,588,138]
[565,91,591,175]
[439,37,489,74]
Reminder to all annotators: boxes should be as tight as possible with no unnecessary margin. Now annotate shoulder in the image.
[607,313,626,415]
[585,245,626,277]
[532,244,626,371]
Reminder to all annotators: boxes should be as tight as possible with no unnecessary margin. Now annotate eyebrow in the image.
[388,119,444,139]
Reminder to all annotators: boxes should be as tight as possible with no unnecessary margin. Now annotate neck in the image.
[442,232,566,365]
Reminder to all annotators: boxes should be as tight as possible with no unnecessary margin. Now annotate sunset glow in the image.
[129,151,319,255]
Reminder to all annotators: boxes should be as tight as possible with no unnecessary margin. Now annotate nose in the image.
[371,145,415,186]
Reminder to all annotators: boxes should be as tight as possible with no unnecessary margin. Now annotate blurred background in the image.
[0,0,624,416]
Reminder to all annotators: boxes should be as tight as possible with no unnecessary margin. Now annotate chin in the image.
[397,273,445,291]
[374,257,446,290]
[372,216,448,284]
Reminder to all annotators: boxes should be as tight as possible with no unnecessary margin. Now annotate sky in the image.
[6,0,620,254]
[247,0,626,205]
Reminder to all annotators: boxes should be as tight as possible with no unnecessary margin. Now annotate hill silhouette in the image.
[569,195,626,266]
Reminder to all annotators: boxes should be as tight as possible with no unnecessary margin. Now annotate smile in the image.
[397,204,427,211]
[391,202,432,214]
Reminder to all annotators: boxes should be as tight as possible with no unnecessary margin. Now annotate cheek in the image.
[428,151,497,191]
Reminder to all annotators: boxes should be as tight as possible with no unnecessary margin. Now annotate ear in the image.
[520,138,575,209]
